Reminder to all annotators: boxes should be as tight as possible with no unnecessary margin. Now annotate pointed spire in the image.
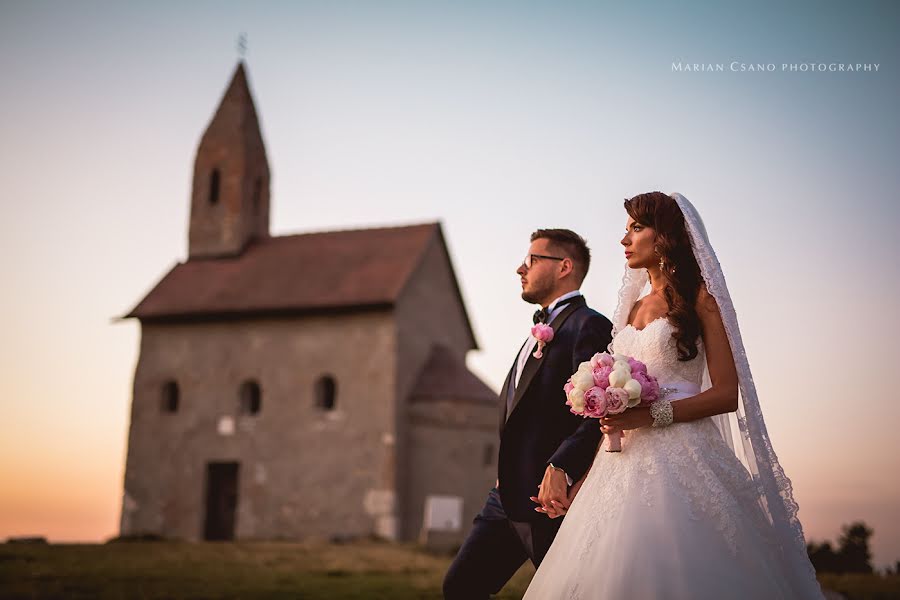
[188,61,271,259]
[207,62,257,136]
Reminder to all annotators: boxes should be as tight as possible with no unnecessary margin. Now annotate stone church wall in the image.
[394,230,493,540]
[406,399,497,545]
[120,310,397,541]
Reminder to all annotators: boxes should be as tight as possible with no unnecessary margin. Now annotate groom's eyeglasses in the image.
[522,254,566,269]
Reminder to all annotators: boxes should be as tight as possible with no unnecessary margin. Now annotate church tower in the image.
[188,62,271,259]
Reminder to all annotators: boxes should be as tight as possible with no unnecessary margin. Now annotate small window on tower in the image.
[209,168,220,205]
[252,177,263,213]
[315,376,337,411]
[161,380,179,414]
[239,380,262,415]
[483,443,495,467]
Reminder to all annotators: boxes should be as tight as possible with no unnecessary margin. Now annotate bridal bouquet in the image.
[564,352,660,452]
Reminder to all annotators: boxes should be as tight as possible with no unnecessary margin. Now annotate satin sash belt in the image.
[657,381,701,402]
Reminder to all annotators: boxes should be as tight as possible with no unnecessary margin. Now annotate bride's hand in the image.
[600,407,653,433]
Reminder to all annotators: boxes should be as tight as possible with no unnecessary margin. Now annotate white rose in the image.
[568,389,586,412]
[624,379,643,407]
[608,368,630,388]
[613,353,629,363]
[613,359,632,373]
[572,362,595,391]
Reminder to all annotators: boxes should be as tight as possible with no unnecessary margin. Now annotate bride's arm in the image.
[671,285,739,422]
[601,286,738,433]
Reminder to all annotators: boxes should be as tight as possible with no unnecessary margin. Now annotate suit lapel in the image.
[505,296,585,423]
[498,363,515,428]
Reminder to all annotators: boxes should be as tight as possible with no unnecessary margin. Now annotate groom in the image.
[443,229,613,599]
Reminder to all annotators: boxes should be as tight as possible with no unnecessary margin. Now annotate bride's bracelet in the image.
[649,399,674,428]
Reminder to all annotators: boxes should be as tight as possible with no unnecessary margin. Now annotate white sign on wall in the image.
[423,495,463,532]
[217,415,235,436]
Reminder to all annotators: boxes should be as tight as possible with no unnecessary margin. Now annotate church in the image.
[117,62,497,544]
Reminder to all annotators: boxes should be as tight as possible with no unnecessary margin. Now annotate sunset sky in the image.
[1,0,899,567]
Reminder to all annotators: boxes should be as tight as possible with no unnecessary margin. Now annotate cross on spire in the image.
[237,32,247,58]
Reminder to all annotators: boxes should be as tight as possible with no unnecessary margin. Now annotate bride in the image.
[523,192,824,599]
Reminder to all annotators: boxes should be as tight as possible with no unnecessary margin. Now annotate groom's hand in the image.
[531,466,570,518]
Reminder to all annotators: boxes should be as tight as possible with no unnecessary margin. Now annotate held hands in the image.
[599,406,653,434]
[529,465,570,519]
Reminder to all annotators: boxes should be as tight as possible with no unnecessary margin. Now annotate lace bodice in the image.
[612,317,705,386]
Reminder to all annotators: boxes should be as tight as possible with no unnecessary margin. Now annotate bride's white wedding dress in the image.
[523,316,814,599]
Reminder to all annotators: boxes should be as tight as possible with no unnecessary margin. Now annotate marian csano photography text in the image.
[672,61,881,72]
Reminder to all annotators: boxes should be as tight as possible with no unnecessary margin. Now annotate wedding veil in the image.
[609,192,823,597]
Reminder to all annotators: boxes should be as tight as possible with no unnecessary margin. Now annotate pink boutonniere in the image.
[530,323,555,359]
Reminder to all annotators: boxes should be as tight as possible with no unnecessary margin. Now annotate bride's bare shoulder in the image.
[695,282,719,315]
[626,297,645,322]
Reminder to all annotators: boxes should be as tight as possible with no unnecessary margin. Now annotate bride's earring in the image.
[658,256,665,270]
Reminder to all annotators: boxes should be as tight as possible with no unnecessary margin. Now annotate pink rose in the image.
[583,386,608,418]
[590,352,615,369]
[531,323,555,359]
[631,372,660,405]
[605,387,629,414]
[591,365,613,389]
[530,323,554,343]
[628,358,648,375]
[563,380,575,395]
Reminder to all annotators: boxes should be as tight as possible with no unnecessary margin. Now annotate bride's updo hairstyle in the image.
[624,191,704,361]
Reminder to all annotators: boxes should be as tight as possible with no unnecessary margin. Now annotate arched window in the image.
[209,168,220,205]
[483,443,494,467]
[161,380,179,413]
[314,376,337,411]
[239,380,261,415]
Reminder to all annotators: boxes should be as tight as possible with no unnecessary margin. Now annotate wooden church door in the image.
[203,462,240,540]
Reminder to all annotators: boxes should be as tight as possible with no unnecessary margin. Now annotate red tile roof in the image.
[122,222,447,321]
[409,345,497,405]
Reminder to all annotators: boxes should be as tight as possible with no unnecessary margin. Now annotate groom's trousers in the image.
[442,487,563,600]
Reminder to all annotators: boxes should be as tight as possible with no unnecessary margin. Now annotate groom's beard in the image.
[521,290,541,304]
[521,278,554,306]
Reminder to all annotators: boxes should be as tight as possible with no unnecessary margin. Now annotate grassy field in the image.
[3,540,899,599]
[818,573,900,600]
[0,539,534,599]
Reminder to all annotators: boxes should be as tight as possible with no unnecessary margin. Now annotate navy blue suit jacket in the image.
[497,296,613,521]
